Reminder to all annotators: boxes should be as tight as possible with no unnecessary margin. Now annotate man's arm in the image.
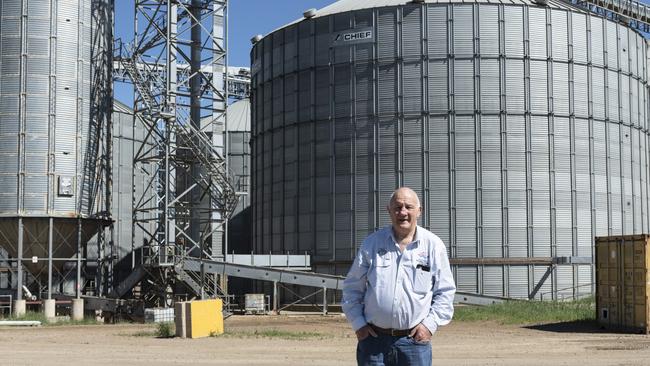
[342,244,370,332]
[421,243,456,335]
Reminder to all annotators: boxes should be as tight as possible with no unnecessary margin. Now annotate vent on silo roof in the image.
[303,8,317,19]
[250,34,263,44]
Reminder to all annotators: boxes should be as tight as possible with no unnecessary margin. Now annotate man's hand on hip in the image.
[355,325,378,341]
[409,323,433,343]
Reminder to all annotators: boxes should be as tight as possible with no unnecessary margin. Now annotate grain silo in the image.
[227,98,252,215]
[226,98,252,256]
[250,0,649,300]
[0,0,112,307]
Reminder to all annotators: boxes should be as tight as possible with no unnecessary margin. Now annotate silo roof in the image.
[227,98,250,132]
[113,99,133,114]
[313,0,574,17]
[269,0,582,35]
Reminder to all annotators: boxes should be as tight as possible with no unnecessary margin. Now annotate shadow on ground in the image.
[523,320,637,334]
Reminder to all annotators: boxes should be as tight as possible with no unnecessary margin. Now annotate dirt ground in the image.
[1,314,650,365]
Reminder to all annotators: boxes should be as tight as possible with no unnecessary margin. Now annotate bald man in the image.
[342,187,456,366]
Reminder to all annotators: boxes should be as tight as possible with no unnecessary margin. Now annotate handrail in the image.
[0,294,12,316]
[561,0,650,33]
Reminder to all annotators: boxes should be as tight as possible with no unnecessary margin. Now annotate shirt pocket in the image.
[413,267,433,295]
[368,255,392,288]
[375,255,392,268]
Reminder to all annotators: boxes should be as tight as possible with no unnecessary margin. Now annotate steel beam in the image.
[528,265,556,300]
[17,218,23,301]
[47,218,52,300]
[454,292,509,306]
[110,265,146,298]
[183,258,345,290]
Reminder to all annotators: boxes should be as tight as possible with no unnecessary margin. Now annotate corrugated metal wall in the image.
[250,2,649,299]
[226,99,251,215]
[0,0,109,217]
[225,98,252,261]
[86,102,151,276]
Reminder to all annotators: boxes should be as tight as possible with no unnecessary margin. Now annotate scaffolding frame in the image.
[114,0,237,306]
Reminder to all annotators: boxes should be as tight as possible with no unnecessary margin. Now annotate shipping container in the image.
[596,235,650,333]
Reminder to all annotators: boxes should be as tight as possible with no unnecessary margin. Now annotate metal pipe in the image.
[21,285,34,301]
[48,217,53,300]
[105,0,115,297]
[273,280,278,314]
[163,0,178,267]
[0,321,41,327]
[17,218,23,300]
[191,0,203,298]
[96,221,103,297]
[130,0,138,272]
[16,0,26,304]
[224,0,230,285]
[76,218,82,299]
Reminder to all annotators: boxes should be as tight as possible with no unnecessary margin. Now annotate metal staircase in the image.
[173,119,239,216]
[116,47,237,216]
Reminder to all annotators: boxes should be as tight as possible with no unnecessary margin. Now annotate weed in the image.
[209,330,223,337]
[130,330,157,337]
[156,321,175,338]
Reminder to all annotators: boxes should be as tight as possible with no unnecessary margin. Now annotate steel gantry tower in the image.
[114,0,237,305]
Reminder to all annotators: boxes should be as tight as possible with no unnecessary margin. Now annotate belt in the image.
[369,324,411,337]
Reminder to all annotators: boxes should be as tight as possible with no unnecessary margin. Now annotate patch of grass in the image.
[50,318,100,326]
[217,328,329,340]
[130,330,157,337]
[2,311,100,326]
[4,311,48,323]
[155,321,175,338]
[454,297,595,325]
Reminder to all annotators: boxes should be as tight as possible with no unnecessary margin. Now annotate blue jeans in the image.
[356,333,432,366]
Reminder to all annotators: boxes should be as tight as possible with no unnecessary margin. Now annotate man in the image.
[342,187,456,366]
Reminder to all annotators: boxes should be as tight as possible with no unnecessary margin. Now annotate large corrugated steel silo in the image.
[0,0,112,287]
[226,98,252,256]
[227,98,251,214]
[250,0,650,300]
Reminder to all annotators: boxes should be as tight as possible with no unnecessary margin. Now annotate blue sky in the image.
[228,0,335,66]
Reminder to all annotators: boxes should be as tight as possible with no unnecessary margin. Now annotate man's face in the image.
[388,190,422,235]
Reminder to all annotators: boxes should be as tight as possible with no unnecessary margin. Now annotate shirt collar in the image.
[388,225,420,247]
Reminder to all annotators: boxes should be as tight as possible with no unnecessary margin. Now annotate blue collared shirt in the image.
[342,225,456,334]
